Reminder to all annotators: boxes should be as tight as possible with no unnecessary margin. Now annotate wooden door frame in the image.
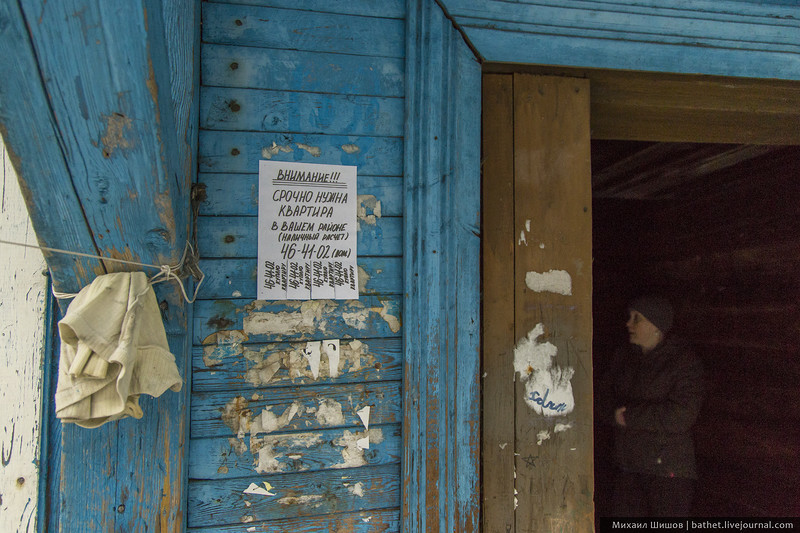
[479,67,800,531]
[403,4,799,531]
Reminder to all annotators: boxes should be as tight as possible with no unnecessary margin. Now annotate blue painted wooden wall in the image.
[187,1,406,530]
[1,0,797,531]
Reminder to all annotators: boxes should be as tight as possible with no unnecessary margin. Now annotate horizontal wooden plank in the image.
[197,215,402,258]
[490,67,800,143]
[196,257,402,299]
[200,87,404,137]
[201,44,404,97]
[187,507,400,532]
[695,345,800,379]
[199,130,403,176]
[189,423,401,479]
[697,418,800,470]
[592,105,800,144]
[194,295,402,345]
[198,173,402,217]
[191,380,401,439]
[453,10,799,52]
[202,3,405,58]
[679,304,799,351]
[446,0,800,45]
[703,383,800,422]
[204,0,405,19]
[465,26,800,81]
[188,463,400,526]
[193,336,402,391]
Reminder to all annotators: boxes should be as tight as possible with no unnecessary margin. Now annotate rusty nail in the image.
[231,148,240,156]
[117,504,125,513]
[230,101,241,112]
[235,19,243,26]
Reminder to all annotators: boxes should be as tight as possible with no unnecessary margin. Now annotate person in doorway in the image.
[604,296,703,517]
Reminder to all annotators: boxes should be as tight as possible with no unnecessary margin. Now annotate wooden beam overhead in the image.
[0,1,199,531]
[485,65,800,145]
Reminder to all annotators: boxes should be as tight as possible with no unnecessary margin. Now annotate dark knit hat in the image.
[629,296,673,334]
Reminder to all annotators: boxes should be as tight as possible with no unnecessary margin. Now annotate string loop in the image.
[0,238,204,303]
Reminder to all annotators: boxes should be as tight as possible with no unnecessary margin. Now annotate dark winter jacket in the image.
[604,338,703,479]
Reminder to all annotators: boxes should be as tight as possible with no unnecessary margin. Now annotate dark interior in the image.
[591,140,800,516]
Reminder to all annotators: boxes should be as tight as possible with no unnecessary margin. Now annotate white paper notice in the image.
[258,160,359,300]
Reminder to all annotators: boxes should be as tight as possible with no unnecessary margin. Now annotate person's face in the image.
[626,310,662,352]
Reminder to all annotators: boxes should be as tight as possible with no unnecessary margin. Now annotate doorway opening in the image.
[481,67,800,529]
[592,140,800,517]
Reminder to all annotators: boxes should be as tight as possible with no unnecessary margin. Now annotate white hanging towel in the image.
[55,272,182,428]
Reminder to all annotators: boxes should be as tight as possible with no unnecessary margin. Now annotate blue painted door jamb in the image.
[403,1,482,531]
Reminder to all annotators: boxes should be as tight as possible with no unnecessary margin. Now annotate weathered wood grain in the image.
[187,508,400,532]
[197,215,402,258]
[194,296,402,344]
[468,25,800,80]
[187,463,400,526]
[196,257,402,299]
[202,3,405,58]
[189,424,401,479]
[193,337,402,391]
[0,1,102,295]
[0,138,48,533]
[205,0,405,19]
[403,2,482,531]
[480,73,517,533]
[199,173,402,217]
[201,44,405,97]
[4,2,198,532]
[191,380,401,438]
[444,0,800,80]
[449,1,800,49]
[193,2,409,530]
[199,130,403,176]
[200,87,404,137]
[512,74,594,532]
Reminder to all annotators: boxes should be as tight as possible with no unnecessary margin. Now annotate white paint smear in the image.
[347,482,365,497]
[513,323,575,417]
[333,428,384,468]
[254,402,301,434]
[316,398,345,426]
[525,219,531,232]
[278,494,324,506]
[518,230,528,246]
[324,339,340,378]
[537,430,551,445]
[554,422,573,433]
[525,269,572,296]
[303,341,321,379]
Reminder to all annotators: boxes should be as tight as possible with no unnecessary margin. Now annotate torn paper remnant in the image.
[243,482,276,496]
[513,323,575,417]
[323,339,340,378]
[303,341,321,379]
[356,405,370,430]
